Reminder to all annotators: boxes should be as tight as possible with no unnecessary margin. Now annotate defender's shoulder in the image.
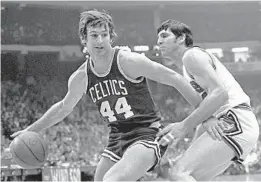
[183,47,211,65]
[184,47,200,59]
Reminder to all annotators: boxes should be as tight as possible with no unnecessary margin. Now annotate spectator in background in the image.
[26,75,36,86]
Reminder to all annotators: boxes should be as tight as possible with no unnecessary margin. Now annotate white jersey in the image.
[183,47,250,118]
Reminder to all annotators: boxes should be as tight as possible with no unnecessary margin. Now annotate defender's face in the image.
[157,28,179,58]
[86,24,112,57]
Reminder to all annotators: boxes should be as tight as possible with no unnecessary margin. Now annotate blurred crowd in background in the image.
[1,1,261,179]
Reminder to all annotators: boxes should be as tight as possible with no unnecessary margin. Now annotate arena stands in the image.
[1,1,261,181]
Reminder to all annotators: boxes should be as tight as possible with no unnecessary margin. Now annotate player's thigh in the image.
[94,157,116,181]
[103,143,156,181]
[171,132,235,181]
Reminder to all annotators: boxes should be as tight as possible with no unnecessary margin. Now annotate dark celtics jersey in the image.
[86,49,161,127]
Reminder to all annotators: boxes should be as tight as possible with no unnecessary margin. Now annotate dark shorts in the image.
[101,124,168,171]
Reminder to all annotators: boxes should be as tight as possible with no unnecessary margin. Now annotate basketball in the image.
[10,131,48,169]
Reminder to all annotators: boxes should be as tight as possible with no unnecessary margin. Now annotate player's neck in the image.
[91,47,115,72]
[169,47,187,70]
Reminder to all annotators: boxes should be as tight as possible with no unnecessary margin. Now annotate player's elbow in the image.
[60,100,74,114]
[157,69,179,87]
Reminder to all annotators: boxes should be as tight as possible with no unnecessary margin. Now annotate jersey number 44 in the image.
[100,97,134,122]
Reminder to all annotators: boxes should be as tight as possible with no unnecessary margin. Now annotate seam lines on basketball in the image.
[34,134,46,160]
[13,147,38,166]
[20,138,43,162]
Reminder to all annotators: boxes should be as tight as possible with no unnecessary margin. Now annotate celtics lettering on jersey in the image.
[88,79,134,122]
[89,79,128,102]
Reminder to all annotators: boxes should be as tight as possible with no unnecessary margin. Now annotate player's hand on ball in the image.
[9,131,48,169]
[202,116,228,141]
[11,128,28,138]
[156,122,188,146]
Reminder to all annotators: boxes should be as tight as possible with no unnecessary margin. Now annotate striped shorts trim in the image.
[101,140,162,170]
[222,135,243,164]
[219,103,252,164]
[101,149,121,163]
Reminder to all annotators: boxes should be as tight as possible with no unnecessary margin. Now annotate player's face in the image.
[86,24,112,57]
[157,28,179,58]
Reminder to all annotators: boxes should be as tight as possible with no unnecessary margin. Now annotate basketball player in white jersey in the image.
[156,19,259,181]
[11,10,204,181]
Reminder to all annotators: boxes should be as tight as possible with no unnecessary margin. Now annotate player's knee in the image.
[103,174,123,182]
[103,170,126,182]
[103,176,114,182]
[169,172,187,181]
[168,162,191,180]
[171,161,185,174]
[169,167,197,181]
[190,171,204,181]
[94,173,103,181]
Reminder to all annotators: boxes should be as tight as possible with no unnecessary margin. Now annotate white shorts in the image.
[169,103,259,180]
[218,103,259,164]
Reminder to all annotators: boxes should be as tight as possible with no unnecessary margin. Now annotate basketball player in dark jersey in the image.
[11,10,201,181]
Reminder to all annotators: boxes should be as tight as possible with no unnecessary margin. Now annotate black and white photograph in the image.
[1,1,261,181]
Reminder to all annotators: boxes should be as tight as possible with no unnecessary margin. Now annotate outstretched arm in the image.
[11,64,87,136]
[120,52,201,108]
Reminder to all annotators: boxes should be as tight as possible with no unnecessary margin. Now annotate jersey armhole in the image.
[117,50,144,83]
[183,65,194,80]
[189,46,217,71]
[197,47,217,70]
[205,52,217,70]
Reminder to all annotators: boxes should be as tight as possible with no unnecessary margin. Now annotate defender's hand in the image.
[157,122,188,146]
[202,117,229,141]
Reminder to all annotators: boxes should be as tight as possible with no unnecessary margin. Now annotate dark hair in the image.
[157,19,193,47]
[78,9,117,46]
